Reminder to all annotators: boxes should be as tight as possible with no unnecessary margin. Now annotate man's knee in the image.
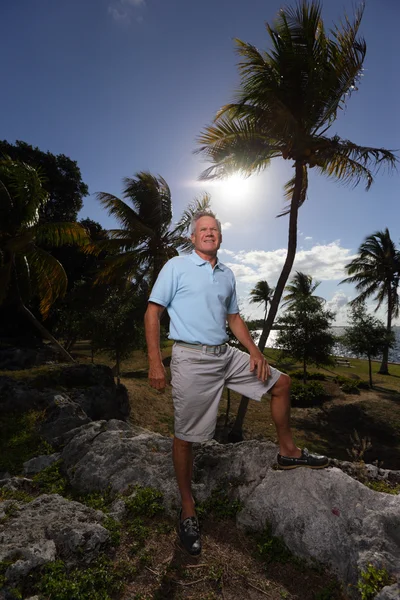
[271,373,291,395]
[173,436,193,449]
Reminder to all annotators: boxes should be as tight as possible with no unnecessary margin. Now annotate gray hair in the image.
[190,210,222,235]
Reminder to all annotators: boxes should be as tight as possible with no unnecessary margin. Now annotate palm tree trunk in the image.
[229,162,304,441]
[368,354,372,388]
[378,284,392,374]
[20,303,75,363]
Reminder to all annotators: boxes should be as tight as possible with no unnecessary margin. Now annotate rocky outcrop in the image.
[57,420,400,592]
[0,494,109,585]
[0,365,130,443]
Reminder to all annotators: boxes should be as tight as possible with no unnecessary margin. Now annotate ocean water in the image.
[254,326,400,364]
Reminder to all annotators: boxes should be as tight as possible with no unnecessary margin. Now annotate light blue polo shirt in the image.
[149,251,239,345]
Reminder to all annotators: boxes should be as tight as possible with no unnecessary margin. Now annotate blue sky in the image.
[1,0,399,324]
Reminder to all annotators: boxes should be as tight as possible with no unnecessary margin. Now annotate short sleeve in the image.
[149,259,178,308]
[227,277,239,314]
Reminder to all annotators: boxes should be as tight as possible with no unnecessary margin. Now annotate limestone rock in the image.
[375,584,400,599]
[23,453,61,476]
[38,394,91,444]
[0,494,109,586]
[60,422,400,589]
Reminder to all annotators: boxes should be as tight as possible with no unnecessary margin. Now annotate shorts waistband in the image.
[175,341,228,355]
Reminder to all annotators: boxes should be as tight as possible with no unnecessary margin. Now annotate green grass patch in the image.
[124,485,164,517]
[197,487,243,520]
[365,480,400,495]
[255,523,294,565]
[0,488,33,503]
[0,411,54,475]
[32,460,67,495]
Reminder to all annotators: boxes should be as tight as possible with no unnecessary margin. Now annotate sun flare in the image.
[219,173,253,197]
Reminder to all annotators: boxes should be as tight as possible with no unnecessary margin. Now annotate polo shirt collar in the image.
[189,250,225,271]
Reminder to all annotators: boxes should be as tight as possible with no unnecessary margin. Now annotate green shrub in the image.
[36,557,123,600]
[197,487,243,520]
[102,516,121,546]
[334,375,369,393]
[124,486,164,517]
[291,371,326,381]
[76,487,115,512]
[0,411,54,475]
[365,480,400,495]
[290,380,328,407]
[0,488,33,503]
[357,563,393,600]
[255,523,293,565]
[32,461,67,495]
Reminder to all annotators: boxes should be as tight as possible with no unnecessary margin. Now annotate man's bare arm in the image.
[144,302,167,390]
[227,313,271,382]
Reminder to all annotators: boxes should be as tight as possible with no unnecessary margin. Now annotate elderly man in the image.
[144,210,328,555]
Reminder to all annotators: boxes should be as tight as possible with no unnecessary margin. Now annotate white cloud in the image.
[304,236,312,241]
[219,248,235,256]
[227,241,356,285]
[221,222,232,231]
[108,0,144,23]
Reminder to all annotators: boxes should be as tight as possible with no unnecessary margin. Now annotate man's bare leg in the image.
[270,374,301,458]
[173,436,196,519]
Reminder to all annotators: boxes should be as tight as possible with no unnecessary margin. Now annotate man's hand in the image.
[148,362,167,391]
[249,351,271,382]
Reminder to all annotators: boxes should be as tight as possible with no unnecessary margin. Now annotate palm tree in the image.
[282,272,324,308]
[196,1,396,351]
[196,1,397,439]
[249,280,274,325]
[95,171,211,287]
[341,229,400,374]
[0,157,90,361]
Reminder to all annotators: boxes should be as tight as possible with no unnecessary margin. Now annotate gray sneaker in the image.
[178,510,201,555]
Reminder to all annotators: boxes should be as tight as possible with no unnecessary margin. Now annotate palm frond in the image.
[33,222,91,247]
[122,172,172,233]
[278,166,308,217]
[96,192,154,238]
[24,247,68,317]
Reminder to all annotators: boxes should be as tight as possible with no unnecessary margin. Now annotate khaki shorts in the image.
[170,343,282,442]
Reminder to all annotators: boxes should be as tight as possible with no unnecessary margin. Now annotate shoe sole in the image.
[277,463,329,470]
[177,537,202,556]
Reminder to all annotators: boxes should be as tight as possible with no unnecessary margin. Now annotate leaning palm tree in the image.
[282,272,324,308]
[0,157,90,362]
[341,229,400,374]
[197,0,397,439]
[249,280,274,326]
[95,171,211,287]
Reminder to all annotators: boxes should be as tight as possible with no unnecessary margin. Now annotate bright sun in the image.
[220,173,253,197]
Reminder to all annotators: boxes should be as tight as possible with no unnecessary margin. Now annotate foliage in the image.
[0,411,53,475]
[357,563,393,600]
[89,285,147,380]
[32,461,68,495]
[0,157,90,318]
[124,486,164,517]
[0,139,88,223]
[255,523,293,565]
[290,380,328,407]
[342,229,400,374]
[103,516,122,546]
[96,172,212,288]
[276,292,336,381]
[290,370,326,381]
[0,488,33,503]
[365,480,400,495]
[334,375,369,393]
[283,272,324,308]
[347,430,372,463]
[35,556,123,600]
[197,487,243,520]
[249,280,274,323]
[341,303,395,386]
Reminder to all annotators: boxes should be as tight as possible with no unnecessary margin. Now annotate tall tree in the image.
[282,272,324,308]
[342,303,393,387]
[196,0,396,439]
[0,157,90,361]
[249,280,274,325]
[276,295,335,383]
[96,171,211,287]
[0,140,88,222]
[196,1,396,350]
[341,229,400,374]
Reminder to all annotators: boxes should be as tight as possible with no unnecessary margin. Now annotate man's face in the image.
[191,216,222,256]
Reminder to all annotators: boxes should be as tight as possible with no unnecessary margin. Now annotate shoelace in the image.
[181,516,199,536]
